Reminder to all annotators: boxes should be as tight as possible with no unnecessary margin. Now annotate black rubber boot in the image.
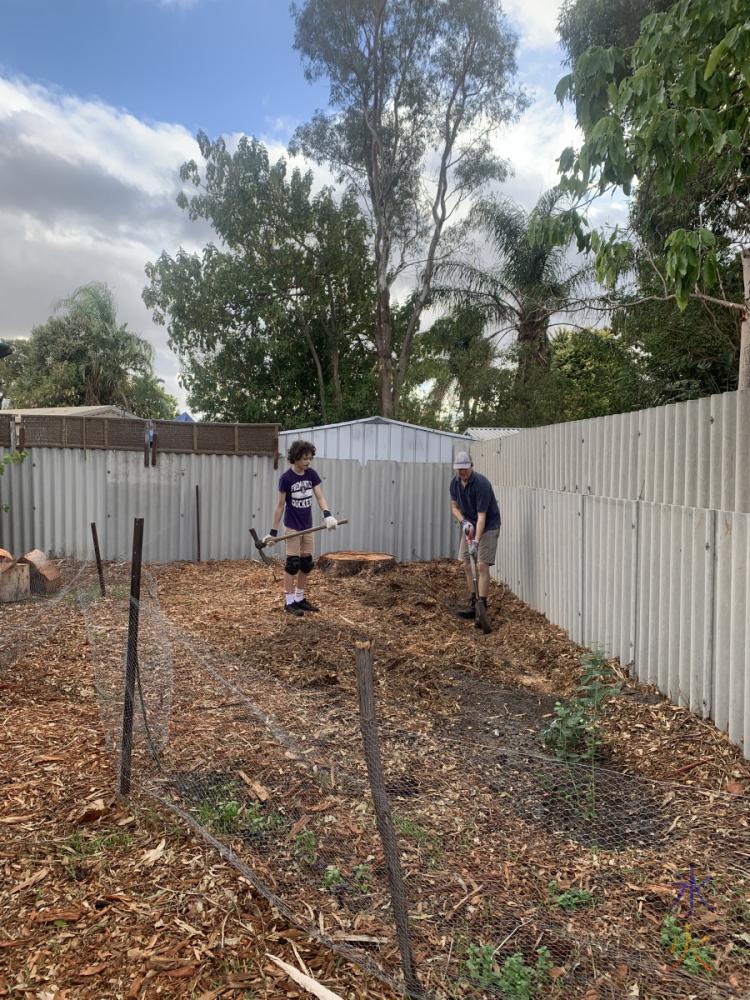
[456,594,476,619]
[284,602,304,617]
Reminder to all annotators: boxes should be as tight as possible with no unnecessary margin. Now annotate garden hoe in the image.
[466,530,492,635]
[249,519,349,565]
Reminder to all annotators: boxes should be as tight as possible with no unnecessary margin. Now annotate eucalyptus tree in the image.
[291,0,526,416]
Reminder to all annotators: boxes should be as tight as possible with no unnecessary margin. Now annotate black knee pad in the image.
[299,554,314,574]
[284,555,302,575]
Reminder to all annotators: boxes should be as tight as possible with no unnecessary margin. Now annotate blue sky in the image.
[0,0,603,411]
[0,0,328,138]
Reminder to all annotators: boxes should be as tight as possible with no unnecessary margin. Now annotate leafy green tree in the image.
[552,0,750,386]
[144,135,377,425]
[291,0,526,417]
[401,306,507,429]
[557,0,672,67]
[436,189,590,383]
[550,327,645,418]
[3,284,175,418]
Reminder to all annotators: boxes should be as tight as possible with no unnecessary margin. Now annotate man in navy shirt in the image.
[263,440,337,616]
[449,450,501,625]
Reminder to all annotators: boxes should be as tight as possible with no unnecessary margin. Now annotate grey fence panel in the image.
[0,448,455,564]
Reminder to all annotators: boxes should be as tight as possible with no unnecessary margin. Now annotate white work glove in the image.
[261,534,275,545]
[324,514,338,530]
[461,519,475,539]
[468,539,479,556]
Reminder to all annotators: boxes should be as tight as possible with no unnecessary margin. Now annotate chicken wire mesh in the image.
[81,581,750,1000]
[79,562,172,760]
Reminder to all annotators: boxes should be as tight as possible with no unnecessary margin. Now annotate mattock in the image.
[249,519,350,565]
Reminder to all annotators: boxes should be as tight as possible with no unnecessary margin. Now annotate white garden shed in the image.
[278,416,470,466]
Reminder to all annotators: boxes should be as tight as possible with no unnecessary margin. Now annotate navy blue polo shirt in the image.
[450,471,501,530]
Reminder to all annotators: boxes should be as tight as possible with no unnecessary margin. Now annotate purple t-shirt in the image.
[278,467,322,531]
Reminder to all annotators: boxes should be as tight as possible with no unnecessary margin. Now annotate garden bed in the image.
[1,558,748,998]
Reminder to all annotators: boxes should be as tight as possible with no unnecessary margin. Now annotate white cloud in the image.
[487,84,578,210]
[0,77,208,409]
[503,0,563,51]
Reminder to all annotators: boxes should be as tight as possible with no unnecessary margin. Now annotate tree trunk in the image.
[330,344,343,411]
[375,284,395,418]
[740,248,750,391]
[516,320,550,381]
[301,322,328,423]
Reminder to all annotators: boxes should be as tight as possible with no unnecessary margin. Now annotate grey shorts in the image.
[459,528,499,566]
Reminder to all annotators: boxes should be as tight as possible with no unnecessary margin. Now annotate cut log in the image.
[0,562,30,602]
[19,549,61,595]
[0,548,13,563]
[318,551,396,576]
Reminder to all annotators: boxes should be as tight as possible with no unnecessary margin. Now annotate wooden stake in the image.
[90,521,106,597]
[119,517,144,796]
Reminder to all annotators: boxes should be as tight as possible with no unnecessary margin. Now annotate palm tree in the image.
[437,188,590,382]
[56,283,154,406]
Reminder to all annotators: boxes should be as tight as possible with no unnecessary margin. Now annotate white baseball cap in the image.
[453,451,473,469]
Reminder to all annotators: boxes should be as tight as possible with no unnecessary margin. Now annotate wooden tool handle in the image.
[267,518,349,546]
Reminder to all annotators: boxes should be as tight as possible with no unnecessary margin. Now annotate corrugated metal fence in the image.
[0,450,455,565]
[472,389,750,758]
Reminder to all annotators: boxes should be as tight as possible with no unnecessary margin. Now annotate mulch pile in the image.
[1,557,748,999]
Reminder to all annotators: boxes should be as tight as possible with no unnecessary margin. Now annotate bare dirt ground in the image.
[1,558,748,999]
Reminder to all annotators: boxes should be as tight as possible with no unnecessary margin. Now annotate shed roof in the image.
[464,426,520,441]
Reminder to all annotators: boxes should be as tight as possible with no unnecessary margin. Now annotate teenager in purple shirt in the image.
[263,440,337,616]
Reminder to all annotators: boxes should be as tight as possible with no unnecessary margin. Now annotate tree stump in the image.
[0,562,30,602]
[19,549,61,595]
[318,551,396,576]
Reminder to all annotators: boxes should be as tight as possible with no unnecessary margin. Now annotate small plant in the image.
[294,830,317,865]
[353,862,371,893]
[463,943,498,989]
[660,913,714,975]
[498,947,553,1000]
[547,880,594,910]
[542,649,620,763]
[323,865,344,890]
[198,798,243,833]
[463,943,553,997]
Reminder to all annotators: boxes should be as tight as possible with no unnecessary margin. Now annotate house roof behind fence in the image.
[2,405,136,418]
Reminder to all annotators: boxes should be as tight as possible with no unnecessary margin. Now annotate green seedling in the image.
[463,943,554,998]
[353,862,371,893]
[323,865,344,890]
[660,913,714,975]
[547,880,594,910]
[294,830,318,865]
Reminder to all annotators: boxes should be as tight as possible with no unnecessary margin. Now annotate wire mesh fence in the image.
[78,567,749,1000]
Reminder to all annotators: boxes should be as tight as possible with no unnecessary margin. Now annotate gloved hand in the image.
[261,534,275,545]
[324,515,338,530]
[468,539,479,556]
[462,519,475,539]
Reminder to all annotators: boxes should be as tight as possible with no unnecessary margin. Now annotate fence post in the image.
[90,521,106,597]
[354,640,420,998]
[119,517,144,797]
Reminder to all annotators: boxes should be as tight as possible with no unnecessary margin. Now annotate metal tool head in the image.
[249,528,271,565]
